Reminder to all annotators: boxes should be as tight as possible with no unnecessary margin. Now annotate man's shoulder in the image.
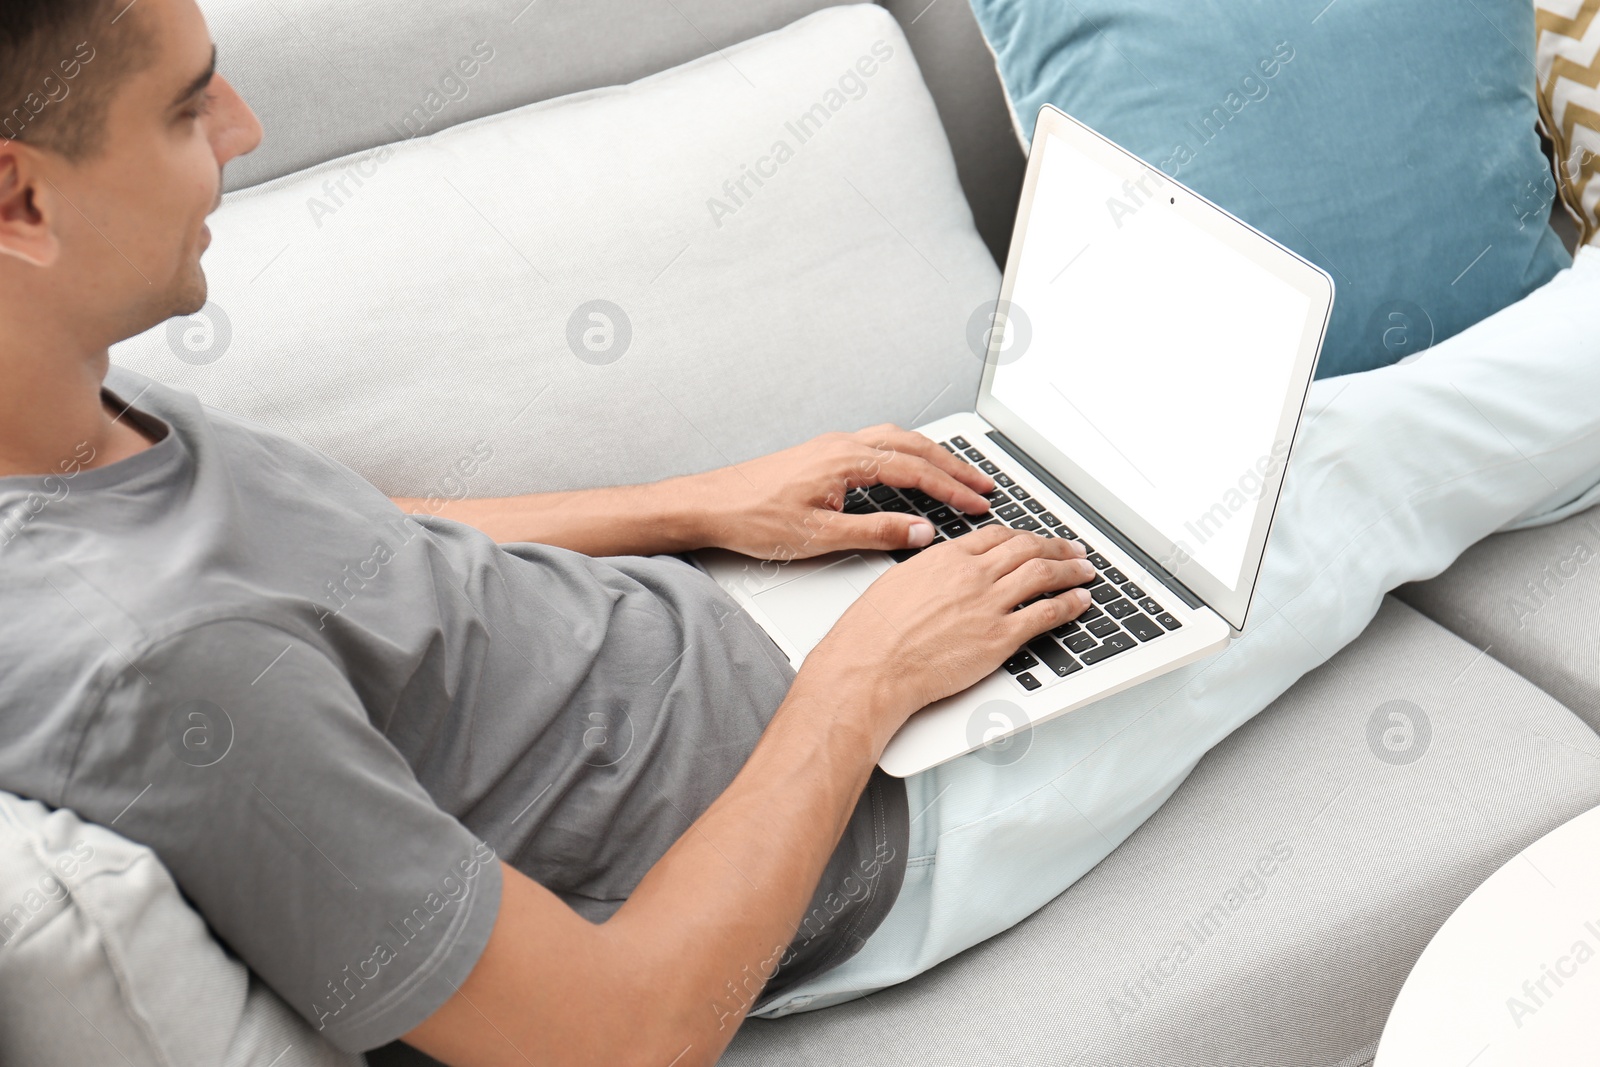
[7,613,342,718]
[64,614,370,800]
[0,611,331,813]
[117,614,349,693]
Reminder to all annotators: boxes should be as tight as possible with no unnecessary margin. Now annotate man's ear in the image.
[0,143,62,268]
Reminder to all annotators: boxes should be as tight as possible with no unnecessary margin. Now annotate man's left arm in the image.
[390,424,997,560]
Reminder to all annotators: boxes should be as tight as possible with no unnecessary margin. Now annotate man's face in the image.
[33,0,261,346]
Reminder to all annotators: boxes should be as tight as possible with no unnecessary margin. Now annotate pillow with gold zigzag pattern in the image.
[1537,0,1600,244]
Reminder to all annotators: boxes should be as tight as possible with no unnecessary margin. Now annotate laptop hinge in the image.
[984,429,1208,613]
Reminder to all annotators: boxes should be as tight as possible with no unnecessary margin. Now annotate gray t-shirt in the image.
[0,367,907,1052]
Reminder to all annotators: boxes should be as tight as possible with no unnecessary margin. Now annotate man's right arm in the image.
[404,673,885,1067]
[403,526,1095,1067]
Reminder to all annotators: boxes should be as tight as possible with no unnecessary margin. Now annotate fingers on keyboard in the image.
[881,438,1179,689]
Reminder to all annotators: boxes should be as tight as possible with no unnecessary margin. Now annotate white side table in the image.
[1375,804,1600,1066]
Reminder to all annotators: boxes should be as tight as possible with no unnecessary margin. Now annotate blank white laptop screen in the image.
[987,127,1314,597]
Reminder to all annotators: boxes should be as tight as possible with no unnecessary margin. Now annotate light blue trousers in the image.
[754,246,1600,1017]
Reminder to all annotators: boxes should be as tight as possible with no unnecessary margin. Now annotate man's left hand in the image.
[688,423,996,561]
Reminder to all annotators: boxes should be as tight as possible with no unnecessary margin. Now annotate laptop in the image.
[691,105,1335,777]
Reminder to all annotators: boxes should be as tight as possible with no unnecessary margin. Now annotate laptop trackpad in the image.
[751,554,883,659]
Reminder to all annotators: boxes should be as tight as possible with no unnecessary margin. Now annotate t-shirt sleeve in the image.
[64,618,502,1053]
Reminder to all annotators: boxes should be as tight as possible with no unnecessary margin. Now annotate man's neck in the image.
[0,346,159,480]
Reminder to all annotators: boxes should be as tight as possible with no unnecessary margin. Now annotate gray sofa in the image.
[26,1,1600,1065]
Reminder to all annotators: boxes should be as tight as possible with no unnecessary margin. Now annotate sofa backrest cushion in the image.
[206,0,841,193]
[112,4,1000,499]
[201,0,1025,260]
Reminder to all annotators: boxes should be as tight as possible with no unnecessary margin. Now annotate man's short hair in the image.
[0,0,152,162]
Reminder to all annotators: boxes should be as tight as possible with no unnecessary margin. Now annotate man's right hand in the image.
[800,526,1096,756]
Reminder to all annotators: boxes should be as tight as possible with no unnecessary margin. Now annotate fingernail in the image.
[908,521,934,547]
[1073,589,1091,607]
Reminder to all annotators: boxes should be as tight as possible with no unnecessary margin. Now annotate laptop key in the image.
[888,548,920,563]
[1015,671,1042,691]
[866,485,899,503]
[1084,573,1106,588]
[1124,613,1164,642]
[985,489,1011,507]
[1009,517,1042,531]
[978,460,1001,475]
[1157,612,1184,630]
[950,435,971,449]
[1003,649,1039,674]
[940,519,972,538]
[1052,620,1082,637]
[879,497,914,513]
[1039,512,1063,527]
[975,517,1002,528]
[1027,637,1083,678]
[1086,616,1120,638]
[843,501,877,514]
[1080,632,1137,664]
[995,473,1015,487]
[1078,604,1104,622]
[940,441,957,453]
[1106,598,1137,619]
[996,502,1025,521]
[1076,540,1094,553]
[1009,486,1031,500]
[1063,632,1097,654]
[1091,584,1121,605]
[964,448,985,461]
[1123,582,1145,599]
[1024,498,1047,514]
[1088,553,1112,570]
[1138,596,1164,615]
[926,506,958,525]
[1103,567,1128,585]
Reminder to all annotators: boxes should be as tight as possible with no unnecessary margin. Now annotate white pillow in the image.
[0,792,358,1066]
[111,3,999,500]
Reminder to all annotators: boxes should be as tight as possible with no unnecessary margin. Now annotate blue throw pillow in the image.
[968,0,1572,377]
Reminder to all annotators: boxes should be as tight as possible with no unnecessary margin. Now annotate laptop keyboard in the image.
[841,434,1183,694]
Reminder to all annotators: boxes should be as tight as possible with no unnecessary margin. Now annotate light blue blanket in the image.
[758,244,1600,1015]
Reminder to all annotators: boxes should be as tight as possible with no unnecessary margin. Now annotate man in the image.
[0,1,1095,1063]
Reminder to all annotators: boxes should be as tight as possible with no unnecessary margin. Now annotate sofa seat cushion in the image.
[1397,503,1600,732]
[718,597,1600,1066]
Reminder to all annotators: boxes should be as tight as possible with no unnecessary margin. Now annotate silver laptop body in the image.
[692,105,1334,776]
